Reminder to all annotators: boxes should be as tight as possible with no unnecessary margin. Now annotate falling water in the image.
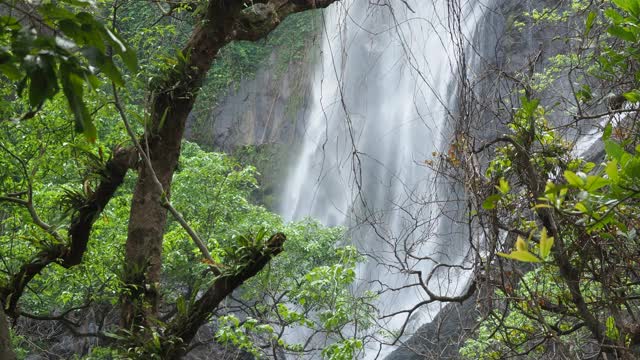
[280,0,485,356]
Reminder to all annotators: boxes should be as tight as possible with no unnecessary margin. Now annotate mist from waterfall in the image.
[280,0,485,355]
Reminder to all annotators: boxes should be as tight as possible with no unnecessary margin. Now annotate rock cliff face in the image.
[184,19,321,210]
[185,47,317,152]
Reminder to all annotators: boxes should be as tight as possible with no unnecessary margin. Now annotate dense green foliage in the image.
[460,0,640,358]
[0,0,137,140]
[1,93,367,358]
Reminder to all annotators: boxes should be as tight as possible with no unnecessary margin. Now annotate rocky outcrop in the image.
[185,49,317,152]
[386,298,480,360]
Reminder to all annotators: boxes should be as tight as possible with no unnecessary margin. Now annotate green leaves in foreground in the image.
[498,228,554,263]
[481,177,510,210]
[1,0,138,141]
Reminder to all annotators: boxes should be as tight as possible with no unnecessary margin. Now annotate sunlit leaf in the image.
[584,175,609,192]
[539,228,554,259]
[497,177,510,194]
[498,250,541,263]
[564,170,584,187]
[623,90,640,103]
[606,160,620,181]
[575,202,589,213]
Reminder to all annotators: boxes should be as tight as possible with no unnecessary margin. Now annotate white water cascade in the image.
[280,0,485,356]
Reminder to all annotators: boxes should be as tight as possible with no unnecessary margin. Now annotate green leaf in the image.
[98,57,124,85]
[103,27,138,72]
[626,158,640,178]
[515,236,528,252]
[623,90,640,103]
[0,15,21,31]
[534,202,553,209]
[564,170,584,187]
[0,62,21,81]
[539,228,554,259]
[158,106,169,130]
[606,316,620,340]
[605,140,625,161]
[176,296,186,315]
[497,177,510,194]
[60,64,96,142]
[606,160,620,181]
[608,25,637,42]
[482,194,502,210]
[58,19,84,45]
[605,8,625,23]
[28,73,47,107]
[603,122,613,140]
[585,11,597,36]
[39,3,76,20]
[575,202,589,213]
[498,250,541,263]
[576,84,593,103]
[613,0,640,18]
[82,47,123,85]
[584,175,609,192]
[520,97,540,118]
[583,162,596,173]
[25,55,59,108]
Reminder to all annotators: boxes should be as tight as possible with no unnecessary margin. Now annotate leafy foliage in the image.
[0,0,357,358]
[0,0,137,140]
[462,1,640,358]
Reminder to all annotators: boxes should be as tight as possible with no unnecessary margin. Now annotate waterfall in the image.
[280,0,485,356]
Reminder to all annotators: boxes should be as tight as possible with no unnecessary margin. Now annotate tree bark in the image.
[120,0,246,329]
[120,0,340,331]
[0,305,17,360]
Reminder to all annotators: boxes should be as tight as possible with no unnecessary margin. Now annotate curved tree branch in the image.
[0,147,136,316]
[162,233,287,359]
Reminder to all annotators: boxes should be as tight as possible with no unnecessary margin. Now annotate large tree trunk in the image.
[119,0,245,330]
[120,0,339,334]
[120,87,196,328]
[0,306,17,360]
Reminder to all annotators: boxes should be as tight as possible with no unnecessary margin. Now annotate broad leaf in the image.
[604,140,625,161]
[606,160,620,181]
[497,177,510,194]
[564,170,584,187]
[608,25,637,42]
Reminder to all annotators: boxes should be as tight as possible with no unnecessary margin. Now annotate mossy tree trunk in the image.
[0,306,16,360]
[120,0,339,337]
